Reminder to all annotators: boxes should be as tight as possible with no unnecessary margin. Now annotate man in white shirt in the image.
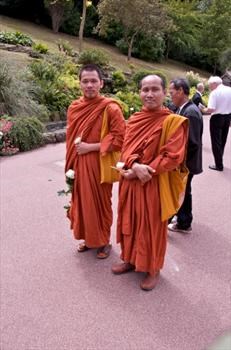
[201,76,231,171]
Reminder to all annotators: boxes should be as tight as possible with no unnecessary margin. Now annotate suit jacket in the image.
[192,91,204,107]
[179,101,203,174]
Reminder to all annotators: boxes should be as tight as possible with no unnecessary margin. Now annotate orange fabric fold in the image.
[117,107,188,274]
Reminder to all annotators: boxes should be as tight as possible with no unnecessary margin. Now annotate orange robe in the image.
[116,107,188,274]
[66,95,125,248]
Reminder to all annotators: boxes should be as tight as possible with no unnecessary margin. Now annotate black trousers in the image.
[210,114,230,169]
[176,173,194,229]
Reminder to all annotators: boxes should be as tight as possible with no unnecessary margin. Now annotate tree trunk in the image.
[127,34,136,61]
[79,0,87,53]
[49,3,65,33]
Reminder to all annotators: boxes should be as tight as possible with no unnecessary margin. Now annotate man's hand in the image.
[131,163,155,184]
[76,142,100,155]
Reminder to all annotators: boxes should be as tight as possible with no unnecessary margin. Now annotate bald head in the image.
[139,74,167,111]
[140,74,166,90]
[197,82,204,93]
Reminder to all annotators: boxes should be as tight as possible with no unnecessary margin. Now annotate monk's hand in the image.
[122,169,137,180]
[131,163,155,184]
[76,142,92,155]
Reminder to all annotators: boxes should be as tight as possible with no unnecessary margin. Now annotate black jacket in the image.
[192,91,204,107]
[179,101,203,174]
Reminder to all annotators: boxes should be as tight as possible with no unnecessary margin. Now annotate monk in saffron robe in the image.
[112,75,189,290]
[65,64,125,258]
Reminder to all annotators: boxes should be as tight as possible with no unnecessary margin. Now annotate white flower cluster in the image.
[65,169,75,179]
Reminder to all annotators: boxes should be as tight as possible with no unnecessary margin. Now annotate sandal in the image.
[96,244,112,259]
[77,242,90,253]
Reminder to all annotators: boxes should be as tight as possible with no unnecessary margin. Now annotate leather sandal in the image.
[140,271,160,291]
[77,242,90,253]
[111,262,135,274]
[96,244,112,259]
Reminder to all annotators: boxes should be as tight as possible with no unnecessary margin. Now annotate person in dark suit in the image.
[168,78,203,233]
[192,82,206,107]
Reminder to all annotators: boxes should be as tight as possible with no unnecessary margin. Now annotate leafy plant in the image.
[115,91,142,119]
[0,31,34,46]
[6,116,45,152]
[32,42,49,54]
[111,70,128,93]
[78,48,109,67]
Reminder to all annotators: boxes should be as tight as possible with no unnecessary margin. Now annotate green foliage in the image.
[32,42,49,54]
[198,0,231,72]
[219,48,231,73]
[1,115,45,152]
[186,71,201,87]
[115,91,142,119]
[97,0,171,61]
[56,39,74,56]
[132,69,168,90]
[111,70,128,93]
[0,30,34,46]
[0,62,49,121]
[28,53,80,120]
[78,48,109,67]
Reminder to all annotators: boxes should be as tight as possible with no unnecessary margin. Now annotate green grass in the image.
[0,14,210,80]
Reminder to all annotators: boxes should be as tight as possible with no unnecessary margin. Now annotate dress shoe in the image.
[168,223,192,234]
[111,262,135,275]
[140,272,160,291]
[209,165,223,171]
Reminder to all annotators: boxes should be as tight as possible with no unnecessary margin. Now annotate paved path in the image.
[1,116,230,350]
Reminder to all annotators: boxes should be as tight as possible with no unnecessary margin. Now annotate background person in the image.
[65,64,126,259]
[200,76,231,171]
[168,78,203,233]
[192,82,206,107]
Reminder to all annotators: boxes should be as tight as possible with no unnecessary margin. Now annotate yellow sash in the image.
[100,107,121,184]
[158,114,189,221]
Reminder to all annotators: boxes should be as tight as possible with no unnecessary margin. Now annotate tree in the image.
[96,0,172,61]
[199,0,231,73]
[78,0,92,52]
[44,0,74,33]
[164,0,201,60]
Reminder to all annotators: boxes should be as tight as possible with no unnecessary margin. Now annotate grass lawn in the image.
[0,15,210,80]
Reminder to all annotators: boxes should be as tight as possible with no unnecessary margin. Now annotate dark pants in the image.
[210,114,230,169]
[176,173,194,229]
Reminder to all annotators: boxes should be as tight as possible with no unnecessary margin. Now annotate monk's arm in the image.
[76,142,100,155]
[149,124,188,175]
[100,103,126,155]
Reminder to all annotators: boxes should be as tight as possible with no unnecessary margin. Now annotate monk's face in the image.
[80,70,104,99]
[140,76,166,110]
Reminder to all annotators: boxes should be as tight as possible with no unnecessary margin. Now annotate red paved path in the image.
[1,116,230,350]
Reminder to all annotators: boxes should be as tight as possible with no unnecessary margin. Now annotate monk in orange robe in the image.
[112,75,189,290]
[65,64,125,258]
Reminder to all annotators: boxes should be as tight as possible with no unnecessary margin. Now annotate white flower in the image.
[0,131,3,140]
[130,107,134,111]
[116,162,125,170]
[65,169,75,179]
[74,136,81,145]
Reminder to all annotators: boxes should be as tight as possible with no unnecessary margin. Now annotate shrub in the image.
[78,49,109,68]
[132,69,168,90]
[6,116,45,152]
[32,42,49,54]
[185,71,201,87]
[111,70,128,93]
[0,63,49,121]
[0,31,34,46]
[0,117,19,155]
[28,55,81,120]
[219,48,231,73]
[57,39,75,57]
[115,91,142,119]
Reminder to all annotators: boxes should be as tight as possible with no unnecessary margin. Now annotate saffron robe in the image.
[116,107,188,274]
[66,95,125,248]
